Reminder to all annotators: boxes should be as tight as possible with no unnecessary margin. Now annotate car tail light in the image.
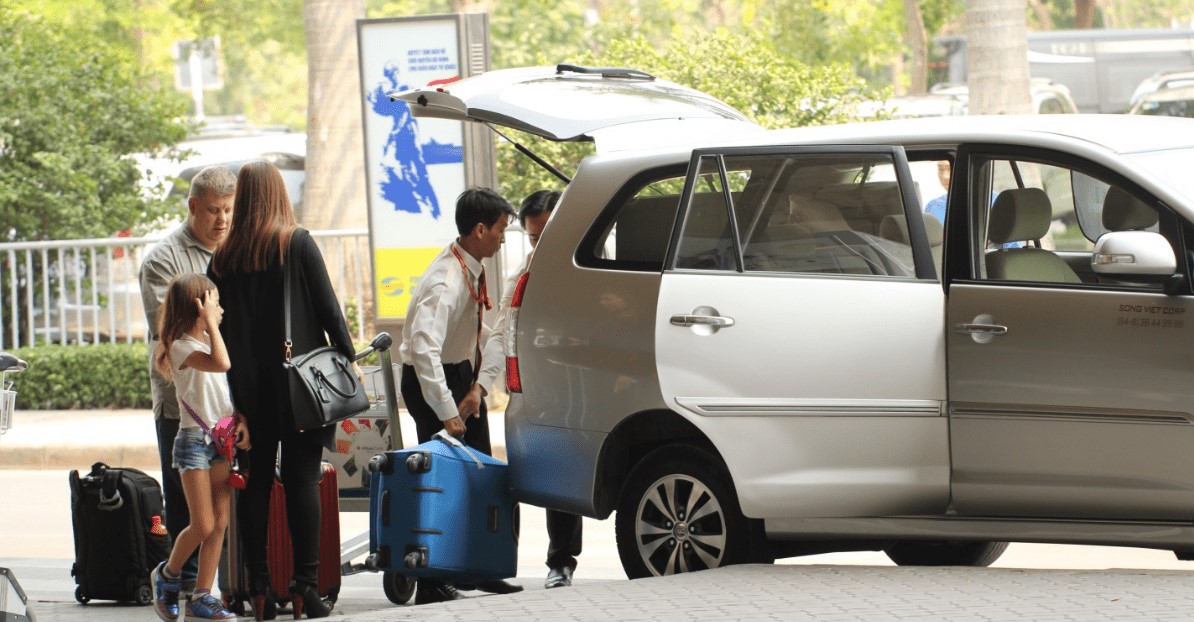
[505,272,530,393]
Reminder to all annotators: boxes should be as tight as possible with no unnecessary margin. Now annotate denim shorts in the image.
[172,427,226,473]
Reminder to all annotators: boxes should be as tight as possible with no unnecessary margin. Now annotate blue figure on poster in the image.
[369,61,462,219]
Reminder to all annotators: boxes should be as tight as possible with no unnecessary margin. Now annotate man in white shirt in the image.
[398,187,522,604]
[138,165,235,604]
[475,190,583,589]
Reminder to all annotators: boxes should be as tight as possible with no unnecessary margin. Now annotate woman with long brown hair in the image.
[208,160,358,619]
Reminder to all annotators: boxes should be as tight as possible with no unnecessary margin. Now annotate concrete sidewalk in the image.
[0,408,506,470]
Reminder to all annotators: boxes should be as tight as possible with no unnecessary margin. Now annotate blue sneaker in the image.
[186,591,237,620]
[150,561,180,621]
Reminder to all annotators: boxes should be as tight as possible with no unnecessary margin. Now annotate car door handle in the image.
[954,322,1008,336]
[670,314,735,328]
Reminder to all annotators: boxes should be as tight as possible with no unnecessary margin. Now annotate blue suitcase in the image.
[365,432,518,583]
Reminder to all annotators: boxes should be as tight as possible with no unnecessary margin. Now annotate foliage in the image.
[0,2,192,242]
[12,343,152,409]
[494,31,888,203]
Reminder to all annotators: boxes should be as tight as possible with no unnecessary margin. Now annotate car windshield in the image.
[1126,147,1194,200]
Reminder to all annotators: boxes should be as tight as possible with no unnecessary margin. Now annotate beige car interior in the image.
[985,187,1082,284]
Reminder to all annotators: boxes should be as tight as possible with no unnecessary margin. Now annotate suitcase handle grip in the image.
[433,430,485,470]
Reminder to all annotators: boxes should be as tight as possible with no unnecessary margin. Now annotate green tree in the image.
[495,31,888,203]
[0,2,191,241]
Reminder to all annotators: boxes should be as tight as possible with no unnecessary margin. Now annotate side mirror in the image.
[1091,230,1176,276]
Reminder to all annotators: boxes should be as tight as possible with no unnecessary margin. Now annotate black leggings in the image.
[237,370,328,590]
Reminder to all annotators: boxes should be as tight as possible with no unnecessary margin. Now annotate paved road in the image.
[6,468,1194,621]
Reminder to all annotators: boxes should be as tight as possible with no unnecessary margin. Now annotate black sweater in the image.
[208,228,355,434]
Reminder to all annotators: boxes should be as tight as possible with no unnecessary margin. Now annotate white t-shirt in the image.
[171,335,234,430]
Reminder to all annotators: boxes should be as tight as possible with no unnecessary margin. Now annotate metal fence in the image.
[0,229,371,349]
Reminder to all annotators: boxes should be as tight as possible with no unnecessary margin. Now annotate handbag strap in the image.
[283,232,297,363]
[180,397,214,439]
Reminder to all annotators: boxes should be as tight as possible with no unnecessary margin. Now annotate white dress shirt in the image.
[475,251,530,391]
[399,242,496,422]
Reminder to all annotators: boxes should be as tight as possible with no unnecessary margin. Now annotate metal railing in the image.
[0,229,372,349]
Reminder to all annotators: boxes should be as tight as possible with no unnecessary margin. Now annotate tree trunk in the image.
[303,0,367,230]
[1027,0,1054,29]
[902,0,929,94]
[1074,0,1097,28]
[966,0,1032,115]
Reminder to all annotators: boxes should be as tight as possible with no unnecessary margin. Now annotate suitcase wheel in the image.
[75,587,90,604]
[135,584,153,606]
[405,452,431,474]
[382,572,415,605]
[368,453,391,474]
[404,548,427,569]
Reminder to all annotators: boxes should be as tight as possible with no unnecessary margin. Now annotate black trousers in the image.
[154,416,199,582]
[400,362,491,454]
[546,510,583,571]
[237,367,326,591]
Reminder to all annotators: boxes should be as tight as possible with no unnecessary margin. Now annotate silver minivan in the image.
[399,66,1194,578]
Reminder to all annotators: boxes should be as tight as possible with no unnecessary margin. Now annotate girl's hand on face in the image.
[195,289,224,327]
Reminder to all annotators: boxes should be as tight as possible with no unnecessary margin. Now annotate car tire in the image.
[615,444,769,579]
[884,540,1009,567]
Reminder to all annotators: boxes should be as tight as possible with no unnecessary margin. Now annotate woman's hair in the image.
[209,160,297,276]
[153,273,217,380]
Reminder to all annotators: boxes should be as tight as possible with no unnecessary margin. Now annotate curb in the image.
[0,445,161,471]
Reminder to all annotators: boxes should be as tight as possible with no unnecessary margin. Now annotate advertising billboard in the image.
[357,14,493,322]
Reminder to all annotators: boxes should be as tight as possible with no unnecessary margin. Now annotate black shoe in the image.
[471,579,524,594]
[289,581,331,618]
[414,582,462,605]
[249,581,277,621]
[545,566,573,589]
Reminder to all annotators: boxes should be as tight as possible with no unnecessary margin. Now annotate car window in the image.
[577,169,687,272]
[672,152,917,278]
[968,153,1170,290]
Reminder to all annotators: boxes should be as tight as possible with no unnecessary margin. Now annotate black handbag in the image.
[282,239,368,431]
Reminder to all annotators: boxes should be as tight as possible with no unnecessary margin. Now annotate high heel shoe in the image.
[289,582,331,619]
[249,581,277,621]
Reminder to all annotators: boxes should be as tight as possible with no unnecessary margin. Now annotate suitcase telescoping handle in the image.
[433,430,485,470]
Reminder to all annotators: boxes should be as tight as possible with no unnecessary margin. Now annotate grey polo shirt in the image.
[138,223,213,420]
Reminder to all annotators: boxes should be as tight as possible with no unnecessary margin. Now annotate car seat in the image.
[1101,186,1157,232]
[985,188,1081,283]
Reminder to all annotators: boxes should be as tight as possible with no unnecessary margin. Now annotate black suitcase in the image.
[69,461,171,605]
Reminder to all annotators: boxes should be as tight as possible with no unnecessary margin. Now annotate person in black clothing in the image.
[207,161,361,620]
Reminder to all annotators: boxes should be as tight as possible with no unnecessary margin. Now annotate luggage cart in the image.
[326,333,417,605]
[0,352,28,437]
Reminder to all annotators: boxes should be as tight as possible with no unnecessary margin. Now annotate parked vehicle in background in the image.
[1129,85,1194,118]
[1128,68,1194,109]
[936,29,1194,112]
[877,79,1078,119]
[400,65,1194,580]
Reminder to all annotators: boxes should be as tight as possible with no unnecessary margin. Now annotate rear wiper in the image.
[487,124,572,185]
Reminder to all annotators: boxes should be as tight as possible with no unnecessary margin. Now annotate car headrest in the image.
[1101,186,1157,231]
[988,188,1051,245]
[879,212,944,247]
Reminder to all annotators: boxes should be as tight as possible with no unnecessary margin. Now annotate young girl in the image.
[150,273,248,621]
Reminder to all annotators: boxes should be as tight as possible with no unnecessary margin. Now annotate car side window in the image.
[577,170,687,271]
[671,152,917,278]
[968,154,1170,290]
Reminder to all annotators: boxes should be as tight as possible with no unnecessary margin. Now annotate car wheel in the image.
[884,540,1009,567]
[615,445,766,579]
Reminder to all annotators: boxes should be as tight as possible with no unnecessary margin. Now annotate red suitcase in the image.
[221,462,341,617]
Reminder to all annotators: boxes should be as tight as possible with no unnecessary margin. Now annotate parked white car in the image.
[400,66,1194,579]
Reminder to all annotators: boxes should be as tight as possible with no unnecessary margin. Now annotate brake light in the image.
[505,272,530,393]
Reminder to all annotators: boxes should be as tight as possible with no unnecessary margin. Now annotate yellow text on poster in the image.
[375,247,441,319]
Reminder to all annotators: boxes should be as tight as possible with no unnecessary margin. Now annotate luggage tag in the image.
[433,429,485,469]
